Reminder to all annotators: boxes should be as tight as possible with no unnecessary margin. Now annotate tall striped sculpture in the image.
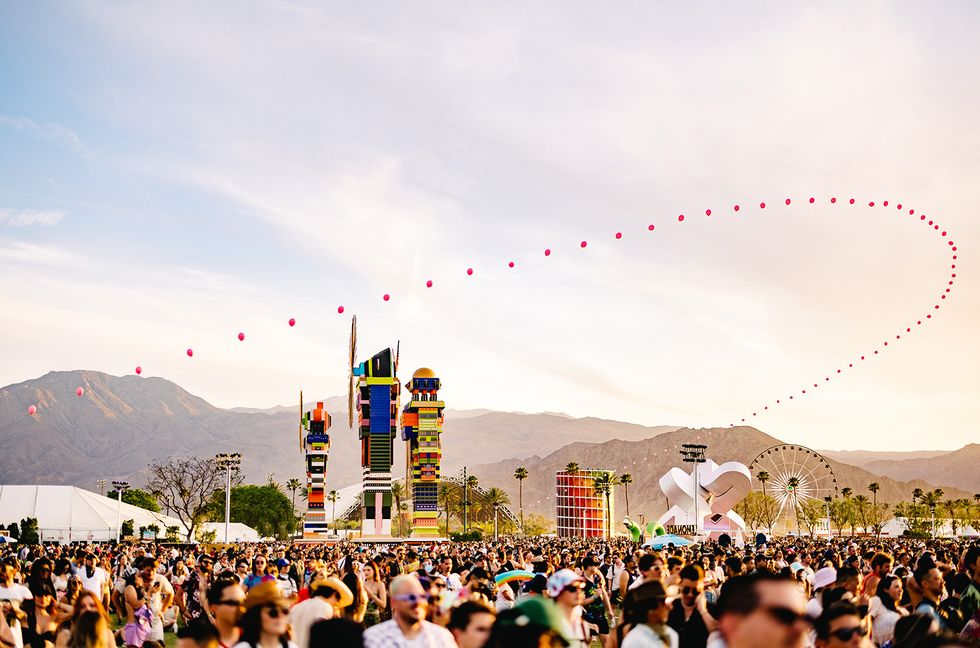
[353,348,401,537]
[401,368,445,538]
[299,394,331,539]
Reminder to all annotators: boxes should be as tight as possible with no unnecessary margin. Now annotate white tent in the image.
[199,522,261,542]
[0,485,183,543]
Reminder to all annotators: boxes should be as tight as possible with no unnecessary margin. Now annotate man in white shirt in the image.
[363,575,456,648]
[76,553,109,607]
[137,557,175,645]
[0,559,33,648]
[288,576,353,648]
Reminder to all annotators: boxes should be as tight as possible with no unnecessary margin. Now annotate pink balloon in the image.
[186,348,194,358]
[733,205,740,211]
[338,306,345,314]
[238,332,245,341]
[27,405,37,416]
[785,198,791,205]
[288,318,296,327]
[426,280,433,288]
[648,224,655,231]
[809,197,815,203]
[544,249,551,256]
[580,241,587,248]
[76,387,84,397]
[135,366,142,375]
[705,209,711,216]
[760,202,766,209]
[677,215,685,222]
[831,197,837,203]
[508,261,515,268]
[467,268,474,275]
[383,293,390,301]
[615,232,622,239]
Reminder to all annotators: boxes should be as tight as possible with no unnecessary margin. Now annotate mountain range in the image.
[0,370,974,520]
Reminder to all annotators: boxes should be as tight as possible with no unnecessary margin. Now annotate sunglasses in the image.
[217,599,244,607]
[762,606,815,627]
[392,593,428,604]
[681,587,700,595]
[829,626,868,642]
[563,582,586,593]
[263,605,289,618]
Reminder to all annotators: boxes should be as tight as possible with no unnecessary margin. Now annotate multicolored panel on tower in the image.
[401,367,445,538]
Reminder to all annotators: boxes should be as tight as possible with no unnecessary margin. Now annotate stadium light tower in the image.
[96,479,107,497]
[680,444,707,535]
[111,480,130,542]
[215,453,242,542]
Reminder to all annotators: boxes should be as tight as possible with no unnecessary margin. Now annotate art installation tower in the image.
[400,368,445,538]
[298,393,331,539]
[353,347,401,537]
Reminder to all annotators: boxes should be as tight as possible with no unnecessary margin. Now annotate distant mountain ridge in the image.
[861,445,980,493]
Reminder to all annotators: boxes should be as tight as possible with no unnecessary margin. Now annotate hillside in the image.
[0,370,676,490]
[862,444,980,494]
[819,449,950,467]
[468,426,975,519]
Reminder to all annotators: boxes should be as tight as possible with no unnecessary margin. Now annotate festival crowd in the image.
[1,534,978,648]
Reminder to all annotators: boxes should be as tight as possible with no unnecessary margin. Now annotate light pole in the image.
[681,444,707,536]
[215,453,242,543]
[824,496,833,537]
[97,479,107,497]
[111,480,129,542]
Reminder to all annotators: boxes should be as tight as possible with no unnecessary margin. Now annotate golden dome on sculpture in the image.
[412,367,437,379]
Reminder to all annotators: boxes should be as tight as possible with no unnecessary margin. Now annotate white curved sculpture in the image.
[658,458,751,539]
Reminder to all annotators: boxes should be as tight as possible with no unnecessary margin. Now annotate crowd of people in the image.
[1,533,978,648]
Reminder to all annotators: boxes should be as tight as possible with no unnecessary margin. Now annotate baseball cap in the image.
[547,569,585,598]
[494,598,568,640]
[812,567,837,590]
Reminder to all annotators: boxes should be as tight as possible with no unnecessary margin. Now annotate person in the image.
[581,557,613,646]
[667,565,716,648]
[288,576,352,648]
[242,558,268,593]
[52,590,115,648]
[362,575,455,648]
[361,561,387,628]
[869,575,907,647]
[231,581,295,648]
[341,570,366,624]
[631,555,666,591]
[65,611,110,648]
[621,557,640,602]
[183,555,214,623]
[620,580,678,648]
[814,602,872,648]
[74,557,107,610]
[175,622,218,648]
[308,618,363,648]
[548,569,590,648]
[21,582,58,648]
[809,567,839,620]
[269,563,296,601]
[135,557,174,646]
[3,558,35,648]
[715,573,810,648]
[447,600,495,648]
[890,613,938,647]
[204,575,243,648]
[914,563,947,631]
[486,598,569,648]
[959,546,980,624]
[863,554,894,602]
[121,571,153,648]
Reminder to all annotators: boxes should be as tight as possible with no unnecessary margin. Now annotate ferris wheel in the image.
[749,444,838,532]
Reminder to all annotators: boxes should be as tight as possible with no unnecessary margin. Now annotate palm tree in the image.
[841,487,852,500]
[593,472,614,538]
[618,473,633,518]
[786,476,801,536]
[974,494,980,505]
[868,482,880,510]
[286,478,302,511]
[326,490,339,533]
[484,487,511,540]
[438,482,460,534]
[464,475,479,532]
[756,471,770,495]
[912,488,924,504]
[565,462,580,475]
[391,480,407,536]
[514,467,528,533]
[853,495,869,534]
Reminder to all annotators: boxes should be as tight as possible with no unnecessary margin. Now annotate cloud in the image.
[0,115,86,154]
[0,239,79,266]
[0,208,66,227]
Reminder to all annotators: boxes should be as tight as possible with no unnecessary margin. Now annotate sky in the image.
[1,2,979,451]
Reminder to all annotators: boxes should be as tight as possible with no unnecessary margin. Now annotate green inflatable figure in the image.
[623,517,643,542]
[646,521,666,537]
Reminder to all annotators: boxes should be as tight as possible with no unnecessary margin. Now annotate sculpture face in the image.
[658,459,751,536]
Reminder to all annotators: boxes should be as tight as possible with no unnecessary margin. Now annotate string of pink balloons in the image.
[25,195,959,423]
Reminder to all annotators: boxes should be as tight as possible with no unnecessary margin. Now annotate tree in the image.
[756,471,770,494]
[438,482,460,534]
[120,519,134,538]
[286,479,302,511]
[841,487,853,500]
[592,472,614,538]
[945,500,960,536]
[565,462,579,475]
[797,499,825,536]
[921,490,941,537]
[618,473,633,518]
[483,487,510,540]
[165,526,181,542]
[6,522,19,539]
[755,493,779,535]
[912,488,924,504]
[107,488,161,513]
[868,503,889,539]
[828,499,852,537]
[786,477,802,536]
[391,480,407,537]
[18,517,39,544]
[148,456,240,540]
[522,513,555,536]
[208,484,297,540]
[464,476,479,532]
[514,467,528,533]
[893,501,930,536]
[853,495,870,534]
[326,490,339,533]
[868,482,880,514]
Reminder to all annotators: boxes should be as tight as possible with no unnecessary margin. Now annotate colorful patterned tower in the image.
[353,348,401,537]
[299,393,332,539]
[401,368,445,538]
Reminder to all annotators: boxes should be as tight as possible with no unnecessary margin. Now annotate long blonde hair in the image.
[68,611,110,648]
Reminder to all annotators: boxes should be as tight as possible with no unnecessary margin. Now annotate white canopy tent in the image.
[0,485,183,543]
[199,522,261,542]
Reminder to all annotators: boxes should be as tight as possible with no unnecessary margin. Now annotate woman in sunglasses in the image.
[233,581,296,648]
[618,580,677,648]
